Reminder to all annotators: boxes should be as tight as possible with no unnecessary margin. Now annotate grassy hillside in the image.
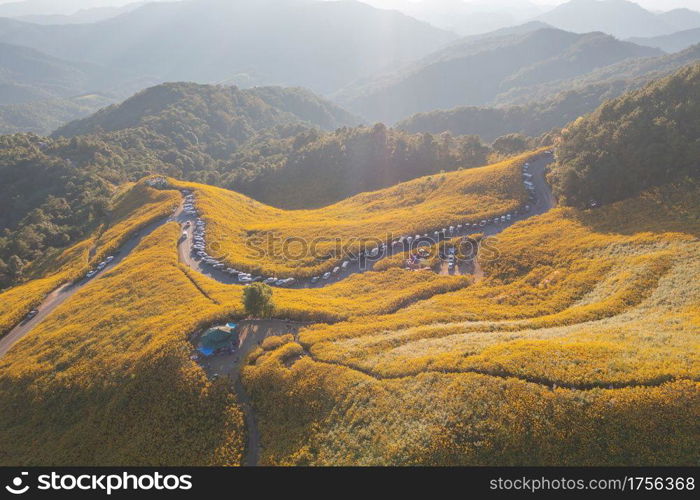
[174,151,535,279]
[231,125,495,209]
[0,223,246,465]
[0,155,696,466]
[242,179,700,465]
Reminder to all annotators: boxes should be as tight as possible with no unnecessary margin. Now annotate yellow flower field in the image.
[0,157,697,466]
[0,181,180,337]
[172,151,540,278]
[242,179,700,465]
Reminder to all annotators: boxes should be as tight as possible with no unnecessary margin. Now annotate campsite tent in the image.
[198,324,238,356]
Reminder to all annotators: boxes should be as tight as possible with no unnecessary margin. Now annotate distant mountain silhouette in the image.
[536,0,700,39]
[630,28,700,53]
[336,27,662,123]
[0,0,455,95]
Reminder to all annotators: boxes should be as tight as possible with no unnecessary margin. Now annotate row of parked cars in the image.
[184,157,547,286]
[85,255,115,280]
[184,197,302,287]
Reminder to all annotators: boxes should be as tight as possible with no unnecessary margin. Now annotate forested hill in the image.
[550,62,700,207]
[54,83,360,139]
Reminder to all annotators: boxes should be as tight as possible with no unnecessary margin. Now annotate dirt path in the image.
[0,204,185,359]
[195,320,306,466]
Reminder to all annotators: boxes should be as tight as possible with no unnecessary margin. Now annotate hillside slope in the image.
[336,28,662,123]
[0,158,696,466]
[174,152,534,279]
[55,82,360,138]
[551,62,700,207]
[244,179,699,465]
[0,42,120,105]
[630,27,700,53]
[397,44,700,140]
[0,93,114,135]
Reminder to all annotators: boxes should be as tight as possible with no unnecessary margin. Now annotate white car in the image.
[333,266,340,274]
[322,272,331,280]
[311,276,320,283]
[264,277,277,285]
[239,275,252,283]
[341,261,349,269]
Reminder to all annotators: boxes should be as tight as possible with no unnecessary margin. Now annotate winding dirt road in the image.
[0,213,182,359]
[0,153,556,466]
[178,154,555,287]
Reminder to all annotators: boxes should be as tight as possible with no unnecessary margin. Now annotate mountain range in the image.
[630,27,700,53]
[536,0,700,39]
[336,27,663,123]
[0,0,455,95]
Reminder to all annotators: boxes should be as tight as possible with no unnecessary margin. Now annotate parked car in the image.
[97,262,107,270]
[311,276,320,284]
[105,256,115,263]
[322,272,331,280]
[86,271,96,279]
[25,310,39,321]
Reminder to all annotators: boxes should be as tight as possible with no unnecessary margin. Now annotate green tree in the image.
[493,134,530,156]
[8,255,24,280]
[242,283,274,318]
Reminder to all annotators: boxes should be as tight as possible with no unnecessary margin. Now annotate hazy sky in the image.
[359,0,700,11]
[1,0,699,13]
